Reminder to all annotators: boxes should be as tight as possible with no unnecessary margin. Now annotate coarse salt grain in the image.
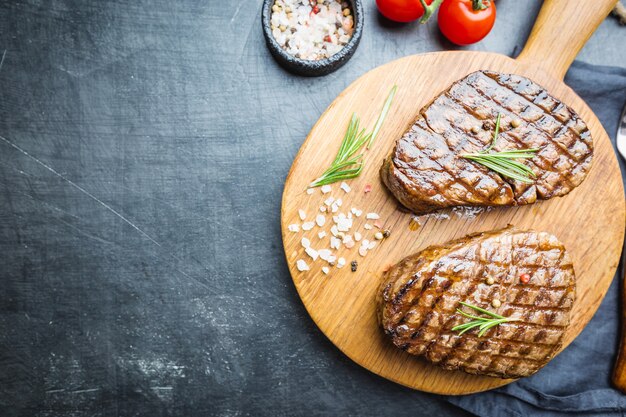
[306,188,314,195]
[337,257,346,268]
[354,232,362,241]
[288,224,300,232]
[335,198,342,207]
[301,237,310,248]
[320,206,326,212]
[297,259,309,271]
[368,241,377,250]
[318,249,332,261]
[351,208,362,217]
[340,182,351,193]
[316,214,326,227]
[330,225,339,236]
[364,223,372,230]
[305,247,319,260]
[302,221,315,231]
[321,185,332,194]
[358,246,368,257]
[298,209,306,220]
[318,231,327,239]
[330,236,341,249]
[324,196,334,206]
[322,266,330,275]
[366,212,380,220]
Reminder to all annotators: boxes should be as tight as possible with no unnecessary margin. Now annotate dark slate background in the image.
[0,1,624,416]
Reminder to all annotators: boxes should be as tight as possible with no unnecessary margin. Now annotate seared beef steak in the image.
[377,227,575,379]
[381,70,593,215]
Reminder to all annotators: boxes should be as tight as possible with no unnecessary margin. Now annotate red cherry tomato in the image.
[437,0,496,45]
[376,0,433,23]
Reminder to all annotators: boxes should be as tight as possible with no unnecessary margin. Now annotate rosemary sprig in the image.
[462,113,540,184]
[309,86,397,188]
[451,301,519,337]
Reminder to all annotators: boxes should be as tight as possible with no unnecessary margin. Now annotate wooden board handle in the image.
[613,257,626,393]
[516,0,617,80]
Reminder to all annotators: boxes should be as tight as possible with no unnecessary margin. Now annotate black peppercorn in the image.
[350,260,358,272]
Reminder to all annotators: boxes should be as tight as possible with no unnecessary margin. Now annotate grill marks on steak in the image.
[380,70,593,215]
[377,227,575,379]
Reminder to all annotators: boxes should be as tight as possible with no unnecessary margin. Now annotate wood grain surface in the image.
[281,0,623,396]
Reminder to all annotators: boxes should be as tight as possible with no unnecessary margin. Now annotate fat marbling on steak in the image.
[380,70,593,215]
[377,227,575,379]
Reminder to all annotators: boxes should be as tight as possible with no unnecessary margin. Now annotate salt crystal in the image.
[336,216,352,232]
[358,246,368,257]
[354,232,362,241]
[288,224,300,232]
[298,209,306,220]
[296,259,309,271]
[318,249,332,261]
[301,237,310,248]
[318,231,327,239]
[316,214,326,227]
[368,241,377,250]
[340,182,351,193]
[320,206,326,212]
[345,240,355,249]
[337,257,346,268]
[364,223,372,230]
[321,185,332,194]
[327,255,337,264]
[331,203,338,213]
[306,188,314,195]
[305,247,319,261]
[330,237,341,249]
[324,196,334,206]
[366,213,380,220]
[335,198,342,207]
[322,266,329,275]
[330,225,339,236]
[302,221,315,231]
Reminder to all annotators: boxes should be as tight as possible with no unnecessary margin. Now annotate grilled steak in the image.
[381,70,593,215]
[377,227,575,379]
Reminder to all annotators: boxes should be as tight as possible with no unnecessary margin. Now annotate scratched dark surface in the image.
[0,1,624,416]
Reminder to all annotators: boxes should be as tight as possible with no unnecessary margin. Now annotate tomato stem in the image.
[418,0,444,24]
[472,0,490,11]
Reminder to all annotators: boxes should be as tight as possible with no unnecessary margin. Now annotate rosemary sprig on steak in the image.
[452,301,520,337]
[309,86,396,187]
[462,113,540,184]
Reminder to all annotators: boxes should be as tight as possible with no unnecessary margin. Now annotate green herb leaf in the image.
[310,86,397,188]
[451,301,519,337]
[462,113,540,183]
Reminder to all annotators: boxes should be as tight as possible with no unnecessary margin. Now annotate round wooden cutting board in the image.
[281,0,624,395]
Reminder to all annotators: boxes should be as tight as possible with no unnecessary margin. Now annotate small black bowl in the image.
[262,0,364,77]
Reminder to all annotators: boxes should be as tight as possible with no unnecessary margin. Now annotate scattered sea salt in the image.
[364,223,372,230]
[340,182,351,193]
[288,224,300,232]
[321,184,332,194]
[358,246,368,257]
[298,209,306,220]
[302,221,315,231]
[316,214,326,227]
[366,212,380,220]
[354,232,362,241]
[322,266,330,275]
[306,188,315,195]
[330,236,341,249]
[301,237,310,248]
[305,247,319,260]
[318,249,332,261]
[368,241,377,250]
[318,231,327,239]
[297,259,309,271]
[324,196,335,206]
[337,257,346,268]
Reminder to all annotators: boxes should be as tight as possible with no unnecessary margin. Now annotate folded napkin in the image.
[448,61,626,416]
